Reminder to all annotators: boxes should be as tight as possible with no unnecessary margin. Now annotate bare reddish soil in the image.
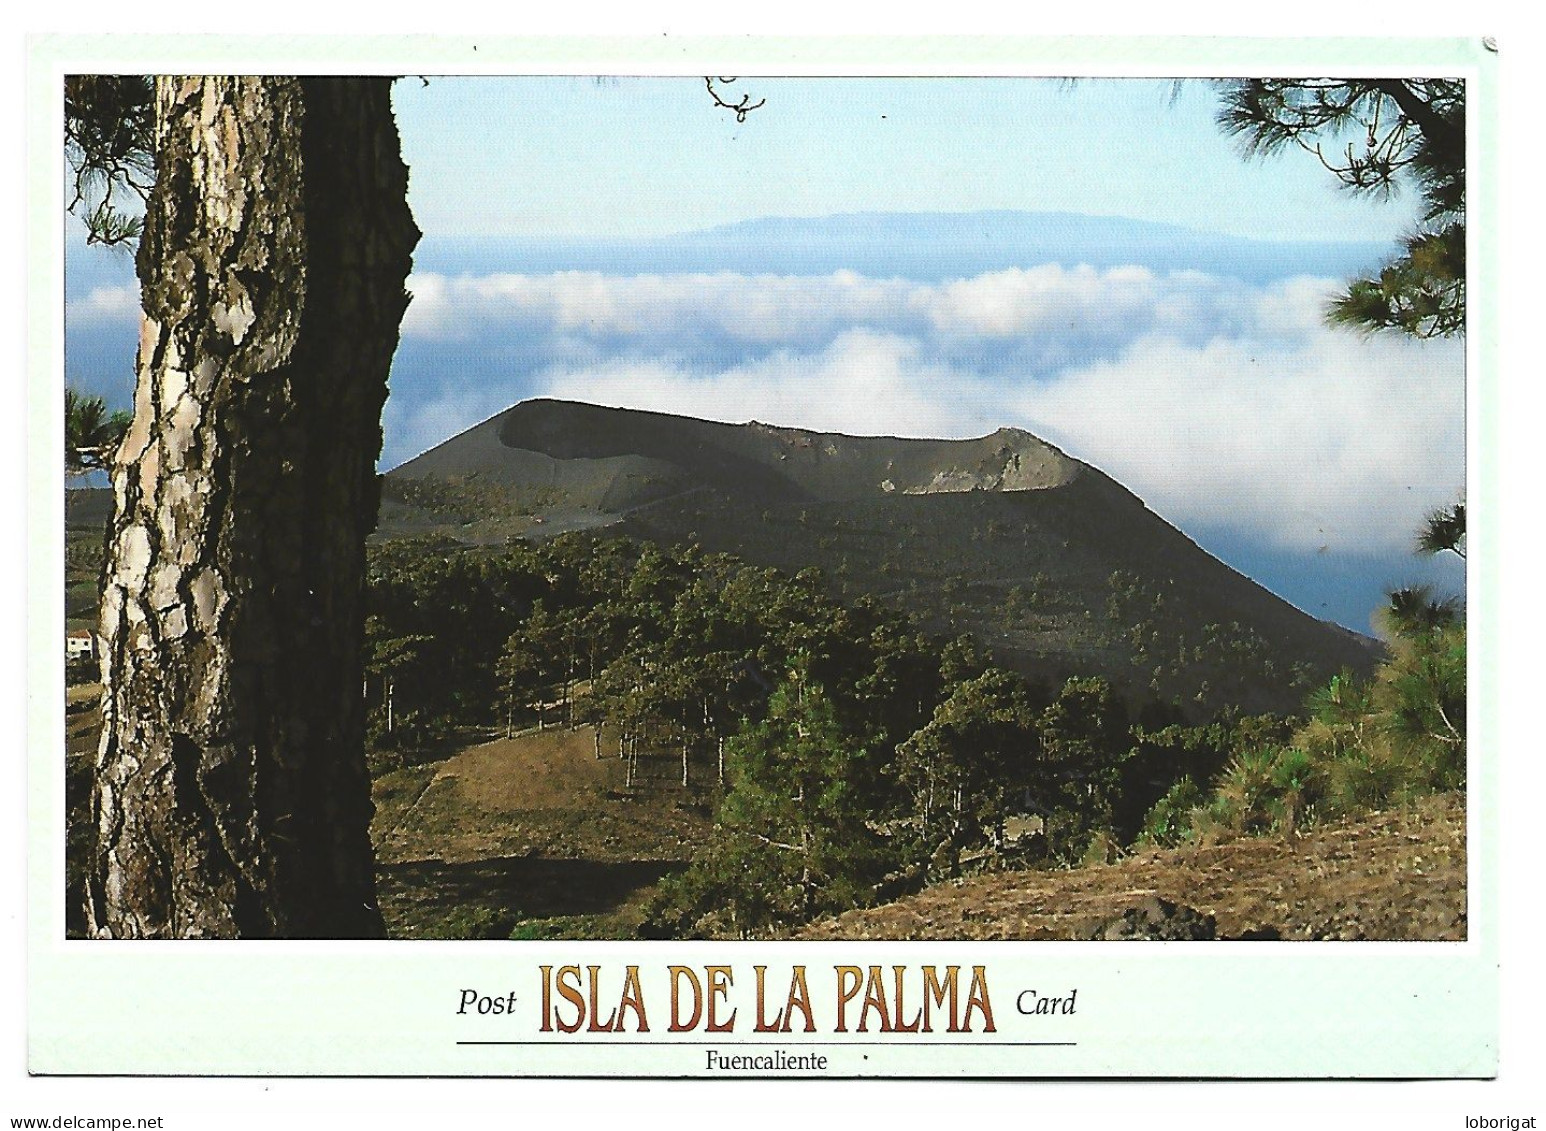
[797,792,1466,942]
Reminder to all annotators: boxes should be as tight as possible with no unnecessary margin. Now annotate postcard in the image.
[28,34,1495,1078]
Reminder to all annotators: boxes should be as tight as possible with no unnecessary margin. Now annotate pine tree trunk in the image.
[88,76,419,939]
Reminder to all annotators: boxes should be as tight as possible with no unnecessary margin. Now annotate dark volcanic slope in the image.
[390,398,1078,510]
[382,399,1377,714]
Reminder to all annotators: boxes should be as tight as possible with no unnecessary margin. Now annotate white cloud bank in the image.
[403,264,1263,349]
[1019,319,1464,554]
[404,269,927,347]
[79,263,1462,559]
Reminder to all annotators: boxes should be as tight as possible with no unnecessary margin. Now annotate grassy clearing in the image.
[370,724,712,939]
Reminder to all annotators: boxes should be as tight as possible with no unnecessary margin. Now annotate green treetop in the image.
[1218,79,1464,338]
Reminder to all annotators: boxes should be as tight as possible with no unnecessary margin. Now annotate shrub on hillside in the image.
[1137,776,1206,848]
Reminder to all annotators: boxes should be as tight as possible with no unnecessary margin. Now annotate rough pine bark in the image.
[87,76,419,938]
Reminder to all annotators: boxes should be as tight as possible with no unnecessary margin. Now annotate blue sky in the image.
[65,75,1464,631]
[392,76,1423,242]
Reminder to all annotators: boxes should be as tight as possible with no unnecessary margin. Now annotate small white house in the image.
[66,629,97,662]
